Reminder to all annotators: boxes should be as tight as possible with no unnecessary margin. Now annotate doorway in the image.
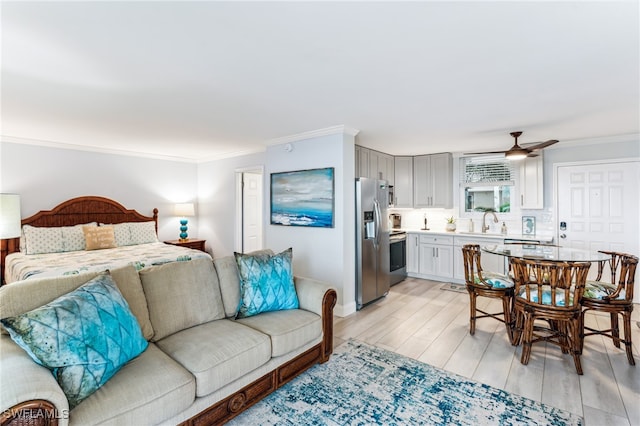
[235,168,264,253]
[555,159,639,302]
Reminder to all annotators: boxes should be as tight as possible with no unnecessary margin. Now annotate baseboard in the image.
[334,301,356,317]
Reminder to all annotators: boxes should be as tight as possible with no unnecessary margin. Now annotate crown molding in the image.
[0,135,198,163]
[543,132,639,149]
[264,125,360,146]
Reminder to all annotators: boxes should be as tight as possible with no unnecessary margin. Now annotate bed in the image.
[1,196,211,284]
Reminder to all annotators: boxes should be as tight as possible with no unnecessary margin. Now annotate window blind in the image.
[461,155,515,185]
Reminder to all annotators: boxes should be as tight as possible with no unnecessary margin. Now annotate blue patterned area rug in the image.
[227,340,583,425]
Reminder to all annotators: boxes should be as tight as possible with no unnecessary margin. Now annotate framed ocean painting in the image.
[271,167,335,228]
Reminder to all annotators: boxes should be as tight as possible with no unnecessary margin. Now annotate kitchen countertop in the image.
[399,228,554,243]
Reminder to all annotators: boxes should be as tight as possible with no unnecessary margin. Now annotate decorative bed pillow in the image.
[22,223,98,254]
[128,221,158,245]
[100,222,157,246]
[234,248,299,319]
[22,225,64,255]
[108,223,132,246]
[83,225,117,250]
[61,223,97,252]
[0,272,148,408]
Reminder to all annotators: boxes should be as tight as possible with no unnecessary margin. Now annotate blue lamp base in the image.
[179,219,189,241]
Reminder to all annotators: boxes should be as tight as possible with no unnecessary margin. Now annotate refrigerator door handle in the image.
[373,199,381,248]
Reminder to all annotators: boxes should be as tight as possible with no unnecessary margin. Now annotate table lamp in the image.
[0,194,21,239]
[174,203,195,241]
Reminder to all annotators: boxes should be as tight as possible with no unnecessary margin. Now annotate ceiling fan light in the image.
[505,149,528,160]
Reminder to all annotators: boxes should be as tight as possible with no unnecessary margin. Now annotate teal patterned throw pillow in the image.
[1,273,148,408]
[235,248,299,319]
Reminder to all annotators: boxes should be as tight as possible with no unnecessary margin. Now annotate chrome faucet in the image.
[482,211,499,233]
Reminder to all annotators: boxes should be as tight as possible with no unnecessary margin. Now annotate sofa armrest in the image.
[294,276,336,317]
[1,335,69,426]
[294,276,337,362]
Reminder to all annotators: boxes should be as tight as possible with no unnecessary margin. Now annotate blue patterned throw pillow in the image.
[1,273,148,408]
[234,248,299,319]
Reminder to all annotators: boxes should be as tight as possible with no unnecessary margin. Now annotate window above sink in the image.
[460,155,515,214]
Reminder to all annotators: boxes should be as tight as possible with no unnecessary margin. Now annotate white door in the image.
[555,159,640,302]
[242,172,263,253]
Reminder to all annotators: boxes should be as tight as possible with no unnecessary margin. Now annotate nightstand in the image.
[164,239,206,253]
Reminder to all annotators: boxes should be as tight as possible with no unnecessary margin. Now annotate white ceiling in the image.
[1,1,638,162]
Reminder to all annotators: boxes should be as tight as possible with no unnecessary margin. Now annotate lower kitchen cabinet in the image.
[452,235,506,283]
[415,234,454,280]
[406,233,420,274]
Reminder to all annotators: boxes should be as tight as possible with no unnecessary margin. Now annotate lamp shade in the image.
[0,194,22,239]
[174,203,195,217]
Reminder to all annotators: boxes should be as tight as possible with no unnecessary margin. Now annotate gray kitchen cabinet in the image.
[406,233,420,274]
[355,145,369,178]
[519,154,544,209]
[417,234,454,280]
[413,153,453,208]
[452,235,506,284]
[393,156,413,208]
[355,145,394,184]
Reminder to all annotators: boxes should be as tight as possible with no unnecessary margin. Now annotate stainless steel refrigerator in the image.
[355,177,391,310]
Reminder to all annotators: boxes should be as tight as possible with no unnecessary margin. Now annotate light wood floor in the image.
[334,277,640,426]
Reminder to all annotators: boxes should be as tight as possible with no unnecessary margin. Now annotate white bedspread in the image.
[4,242,212,284]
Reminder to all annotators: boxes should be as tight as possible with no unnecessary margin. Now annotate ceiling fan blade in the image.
[463,150,508,155]
[526,152,539,158]
[526,139,558,151]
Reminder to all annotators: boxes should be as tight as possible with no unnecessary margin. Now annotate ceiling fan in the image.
[466,131,559,160]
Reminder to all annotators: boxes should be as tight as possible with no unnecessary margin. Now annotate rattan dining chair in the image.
[580,251,638,365]
[511,258,591,375]
[461,244,515,344]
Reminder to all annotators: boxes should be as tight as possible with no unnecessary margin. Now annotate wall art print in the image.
[271,167,335,228]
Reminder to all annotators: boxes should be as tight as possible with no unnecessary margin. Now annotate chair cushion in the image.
[237,309,322,357]
[474,271,514,289]
[517,285,574,306]
[235,248,299,318]
[1,272,148,408]
[584,281,625,300]
[155,319,271,397]
[70,343,195,425]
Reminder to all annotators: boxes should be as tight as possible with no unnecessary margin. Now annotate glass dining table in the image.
[481,244,611,263]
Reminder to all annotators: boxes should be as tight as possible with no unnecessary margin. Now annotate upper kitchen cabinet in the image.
[413,153,453,208]
[519,154,544,209]
[394,156,414,208]
[355,145,394,185]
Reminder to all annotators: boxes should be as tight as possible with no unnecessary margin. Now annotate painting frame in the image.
[270,167,335,228]
[522,216,536,236]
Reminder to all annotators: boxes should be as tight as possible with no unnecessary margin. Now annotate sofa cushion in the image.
[140,258,225,341]
[70,343,195,425]
[237,309,322,357]
[215,249,274,318]
[156,319,271,397]
[1,273,148,408]
[0,264,155,341]
[235,248,299,319]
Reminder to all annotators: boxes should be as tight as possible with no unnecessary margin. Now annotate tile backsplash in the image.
[389,207,555,239]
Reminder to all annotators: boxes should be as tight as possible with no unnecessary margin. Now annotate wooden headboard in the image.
[0,196,159,282]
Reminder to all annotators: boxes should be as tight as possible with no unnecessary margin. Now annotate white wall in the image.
[0,142,199,243]
[265,133,356,316]
[196,151,266,257]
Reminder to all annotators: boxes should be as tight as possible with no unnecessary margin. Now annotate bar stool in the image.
[511,258,591,375]
[581,252,638,365]
[461,244,515,344]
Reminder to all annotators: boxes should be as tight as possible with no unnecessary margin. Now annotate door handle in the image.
[560,234,566,239]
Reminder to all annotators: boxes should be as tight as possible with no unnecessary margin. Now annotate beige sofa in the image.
[0,252,337,426]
